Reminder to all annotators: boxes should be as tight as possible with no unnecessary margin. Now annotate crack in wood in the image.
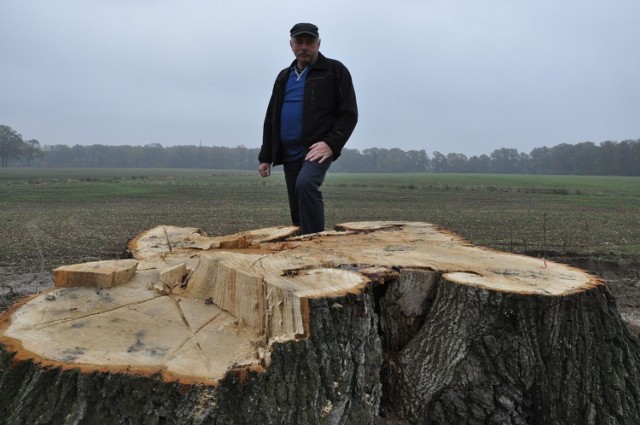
[169,295,212,373]
[31,293,164,330]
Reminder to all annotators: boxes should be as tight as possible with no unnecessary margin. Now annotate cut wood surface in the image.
[2,221,638,425]
[52,259,138,288]
[4,222,596,381]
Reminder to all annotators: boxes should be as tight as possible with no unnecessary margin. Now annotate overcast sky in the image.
[1,1,639,156]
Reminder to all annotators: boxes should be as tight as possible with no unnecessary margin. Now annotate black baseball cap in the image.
[290,23,319,38]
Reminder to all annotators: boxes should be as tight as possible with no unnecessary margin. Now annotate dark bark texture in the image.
[395,278,640,425]
[377,269,438,413]
[0,291,381,425]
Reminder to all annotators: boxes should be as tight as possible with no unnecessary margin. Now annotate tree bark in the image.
[394,278,640,424]
[1,222,638,424]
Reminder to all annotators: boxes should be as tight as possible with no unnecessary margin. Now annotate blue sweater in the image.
[279,67,309,161]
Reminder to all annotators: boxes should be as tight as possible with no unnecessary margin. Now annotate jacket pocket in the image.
[306,73,335,112]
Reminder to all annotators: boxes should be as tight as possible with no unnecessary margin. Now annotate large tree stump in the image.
[1,222,639,424]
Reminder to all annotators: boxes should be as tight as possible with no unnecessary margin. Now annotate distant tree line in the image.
[2,124,639,175]
[429,141,640,175]
[0,125,44,168]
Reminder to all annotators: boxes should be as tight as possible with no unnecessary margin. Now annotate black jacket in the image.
[259,52,358,165]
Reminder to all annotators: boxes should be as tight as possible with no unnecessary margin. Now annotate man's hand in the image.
[305,141,333,163]
[258,163,271,177]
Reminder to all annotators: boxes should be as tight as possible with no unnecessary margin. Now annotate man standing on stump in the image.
[258,23,358,235]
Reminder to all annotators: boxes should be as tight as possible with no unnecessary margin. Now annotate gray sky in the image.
[1,0,639,156]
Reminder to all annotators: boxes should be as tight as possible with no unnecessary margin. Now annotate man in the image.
[258,23,358,235]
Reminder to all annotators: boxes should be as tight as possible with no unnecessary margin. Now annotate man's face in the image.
[290,35,320,67]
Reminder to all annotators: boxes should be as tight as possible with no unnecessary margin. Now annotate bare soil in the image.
[0,268,53,311]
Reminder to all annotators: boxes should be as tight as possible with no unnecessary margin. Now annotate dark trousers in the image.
[283,157,332,235]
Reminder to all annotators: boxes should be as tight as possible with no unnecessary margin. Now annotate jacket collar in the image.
[289,52,327,71]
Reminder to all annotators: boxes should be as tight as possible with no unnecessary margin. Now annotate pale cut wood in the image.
[53,259,138,288]
[5,222,599,384]
[126,224,298,260]
[155,262,187,293]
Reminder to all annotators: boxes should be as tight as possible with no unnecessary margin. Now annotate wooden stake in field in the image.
[1,222,639,424]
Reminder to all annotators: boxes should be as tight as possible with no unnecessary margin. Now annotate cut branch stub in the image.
[1,221,636,425]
